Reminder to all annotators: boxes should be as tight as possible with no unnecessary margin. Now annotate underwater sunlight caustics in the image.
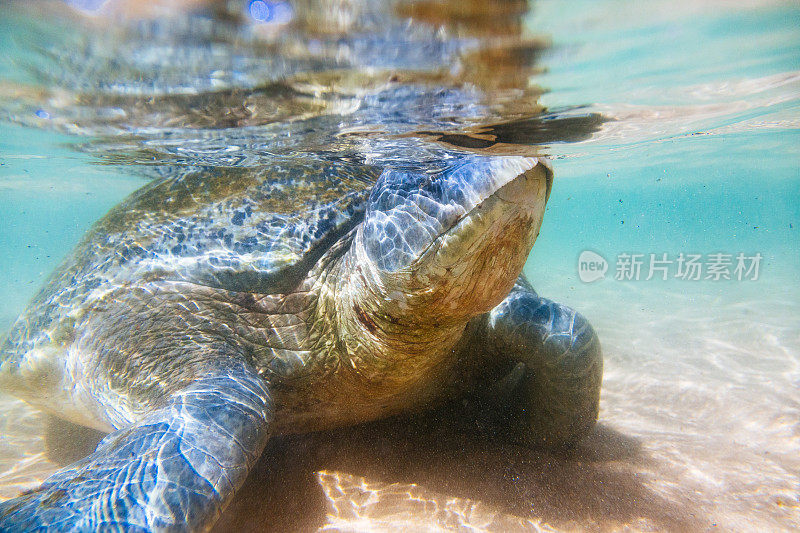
[0,0,798,532]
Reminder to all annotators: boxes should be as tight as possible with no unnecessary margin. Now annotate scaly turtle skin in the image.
[0,153,601,531]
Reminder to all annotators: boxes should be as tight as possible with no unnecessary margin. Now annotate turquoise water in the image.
[0,126,144,328]
[0,0,798,530]
[524,0,799,283]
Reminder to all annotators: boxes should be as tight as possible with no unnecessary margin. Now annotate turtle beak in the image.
[495,159,552,209]
[412,158,551,267]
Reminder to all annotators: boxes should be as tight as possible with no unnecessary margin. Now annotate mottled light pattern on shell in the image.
[1,160,379,366]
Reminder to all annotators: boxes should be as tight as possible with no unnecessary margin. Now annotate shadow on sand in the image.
[44,399,701,532]
[213,402,701,532]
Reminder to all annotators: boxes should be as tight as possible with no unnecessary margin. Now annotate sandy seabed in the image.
[0,275,797,532]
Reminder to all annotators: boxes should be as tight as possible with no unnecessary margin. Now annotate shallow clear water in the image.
[0,0,798,531]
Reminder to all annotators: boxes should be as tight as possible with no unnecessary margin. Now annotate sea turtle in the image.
[0,152,602,531]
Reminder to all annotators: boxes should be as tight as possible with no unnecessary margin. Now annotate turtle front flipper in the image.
[0,361,272,532]
[472,276,603,450]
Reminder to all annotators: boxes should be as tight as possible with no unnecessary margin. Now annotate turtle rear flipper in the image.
[0,361,272,531]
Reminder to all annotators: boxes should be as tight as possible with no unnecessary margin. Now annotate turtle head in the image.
[339,155,552,343]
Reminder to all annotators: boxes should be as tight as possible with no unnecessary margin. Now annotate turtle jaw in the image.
[406,160,550,321]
